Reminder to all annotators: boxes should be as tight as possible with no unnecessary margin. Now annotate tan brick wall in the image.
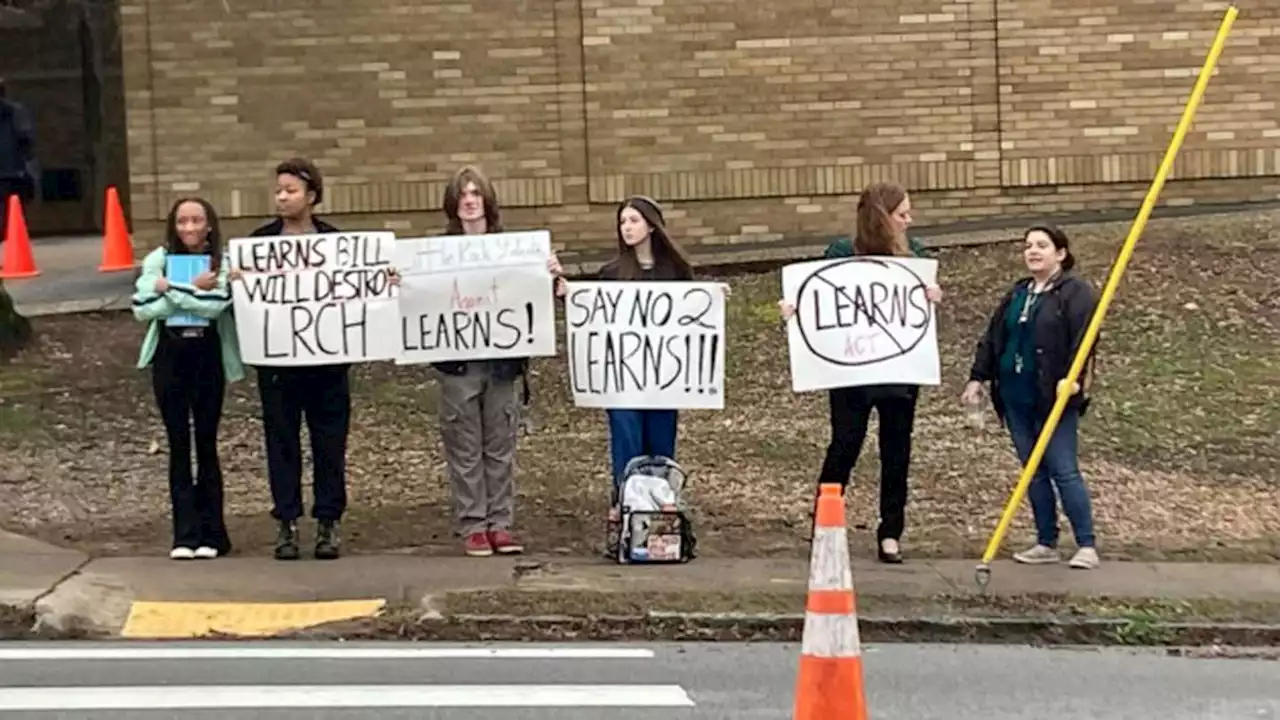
[118,0,1280,255]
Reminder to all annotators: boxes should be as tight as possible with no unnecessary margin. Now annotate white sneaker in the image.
[1068,547,1100,569]
[194,546,219,559]
[1012,544,1061,564]
[169,547,196,560]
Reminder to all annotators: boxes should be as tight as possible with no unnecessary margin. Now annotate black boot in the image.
[315,519,341,560]
[274,520,300,561]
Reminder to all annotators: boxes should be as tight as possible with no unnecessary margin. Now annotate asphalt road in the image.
[0,642,1275,719]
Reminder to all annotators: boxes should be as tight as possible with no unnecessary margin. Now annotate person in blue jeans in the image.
[564,195,728,517]
[963,224,1102,569]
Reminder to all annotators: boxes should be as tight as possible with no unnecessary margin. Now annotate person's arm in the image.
[1064,279,1102,392]
[131,249,177,323]
[166,258,233,319]
[968,289,1012,384]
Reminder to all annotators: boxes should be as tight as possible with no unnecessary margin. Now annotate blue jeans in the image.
[606,409,678,501]
[1003,403,1096,548]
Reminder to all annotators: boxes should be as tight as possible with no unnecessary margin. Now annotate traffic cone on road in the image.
[0,194,40,279]
[793,483,867,720]
[98,185,134,272]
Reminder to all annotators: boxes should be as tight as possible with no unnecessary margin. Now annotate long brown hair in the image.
[442,165,503,234]
[613,195,694,280]
[854,181,909,256]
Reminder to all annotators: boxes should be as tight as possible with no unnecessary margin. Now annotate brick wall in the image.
[118,0,1280,255]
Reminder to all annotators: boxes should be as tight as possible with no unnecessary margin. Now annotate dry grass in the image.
[1,209,1277,562]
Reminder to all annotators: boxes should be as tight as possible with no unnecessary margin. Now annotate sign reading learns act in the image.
[229,231,402,366]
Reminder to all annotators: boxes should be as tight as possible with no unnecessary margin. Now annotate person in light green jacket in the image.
[132,197,243,561]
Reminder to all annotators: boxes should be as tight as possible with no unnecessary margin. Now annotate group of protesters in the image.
[132,158,1103,571]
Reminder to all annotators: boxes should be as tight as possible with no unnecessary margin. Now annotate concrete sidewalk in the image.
[3,529,1279,640]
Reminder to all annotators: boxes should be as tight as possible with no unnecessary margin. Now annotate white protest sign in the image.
[564,280,726,410]
[228,231,401,366]
[781,256,940,392]
[394,230,556,364]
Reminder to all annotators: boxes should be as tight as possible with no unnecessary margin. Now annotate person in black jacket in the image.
[962,224,1101,570]
[240,157,351,561]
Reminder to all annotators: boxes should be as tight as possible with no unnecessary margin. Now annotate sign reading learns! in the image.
[395,230,557,364]
[781,256,940,392]
[228,231,401,366]
[565,281,726,410]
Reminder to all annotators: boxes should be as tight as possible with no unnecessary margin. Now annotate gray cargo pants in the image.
[437,363,520,537]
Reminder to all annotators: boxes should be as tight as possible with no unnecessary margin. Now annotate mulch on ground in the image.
[1,209,1276,562]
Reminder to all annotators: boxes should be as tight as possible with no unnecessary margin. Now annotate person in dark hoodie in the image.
[962,224,1101,570]
[240,158,350,561]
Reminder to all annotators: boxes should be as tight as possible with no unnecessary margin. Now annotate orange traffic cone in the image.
[0,194,40,279]
[793,483,868,720]
[98,185,134,272]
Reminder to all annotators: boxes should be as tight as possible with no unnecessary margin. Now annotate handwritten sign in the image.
[227,231,401,366]
[781,256,940,392]
[564,281,726,410]
[395,230,557,364]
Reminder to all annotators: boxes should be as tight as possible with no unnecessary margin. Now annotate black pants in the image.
[152,329,229,551]
[816,385,918,541]
[257,366,351,523]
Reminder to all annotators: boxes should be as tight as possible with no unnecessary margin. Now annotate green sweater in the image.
[823,235,928,259]
[131,246,246,382]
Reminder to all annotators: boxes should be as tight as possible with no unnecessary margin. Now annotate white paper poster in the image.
[780,256,940,392]
[394,230,557,365]
[228,231,401,366]
[564,280,726,410]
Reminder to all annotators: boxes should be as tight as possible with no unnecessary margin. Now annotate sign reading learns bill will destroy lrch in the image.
[228,231,401,366]
[564,281,726,410]
[781,256,940,393]
[394,230,557,365]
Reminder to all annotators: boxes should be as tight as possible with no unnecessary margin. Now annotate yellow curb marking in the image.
[120,599,387,639]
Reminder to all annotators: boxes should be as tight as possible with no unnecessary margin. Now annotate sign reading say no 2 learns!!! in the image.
[781,256,940,393]
[565,281,726,410]
[228,232,401,366]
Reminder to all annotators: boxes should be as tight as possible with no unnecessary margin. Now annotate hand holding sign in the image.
[780,256,941,392]
[228,231,401,366]
[565,280,727,410]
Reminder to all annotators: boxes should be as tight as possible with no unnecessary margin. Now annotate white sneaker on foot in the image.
[1012,544,1061,564]
[1068,547,1100,569]
[169,547,196,560]
[194,546,219,559]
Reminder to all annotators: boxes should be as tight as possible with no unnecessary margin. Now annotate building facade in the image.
[96,0,1280,251]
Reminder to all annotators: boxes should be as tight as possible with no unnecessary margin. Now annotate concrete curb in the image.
[273,609,1280,648]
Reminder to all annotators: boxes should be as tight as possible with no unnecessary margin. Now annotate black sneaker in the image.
[274,521,300,561]
[315,520,340,560]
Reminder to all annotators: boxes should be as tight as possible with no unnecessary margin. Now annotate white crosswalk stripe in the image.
[0,644,698,713]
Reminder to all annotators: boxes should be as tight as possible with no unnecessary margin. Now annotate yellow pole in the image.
[976,5,1240,582]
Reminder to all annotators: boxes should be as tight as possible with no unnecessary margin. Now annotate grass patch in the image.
[0,210,1276,562]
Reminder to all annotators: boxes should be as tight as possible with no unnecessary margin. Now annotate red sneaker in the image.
[488,529,524,555]
[464,532,493,557]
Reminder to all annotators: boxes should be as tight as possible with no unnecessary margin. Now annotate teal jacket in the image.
[824,235,929,259]
[131,246,245,382]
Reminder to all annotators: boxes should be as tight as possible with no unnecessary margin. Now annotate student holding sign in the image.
[432,166,565,558]
[236,158,352,562]
[962,226,1101,570]
[568,195,729,517]
[131,197,242,561]
[780,182,943,564]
